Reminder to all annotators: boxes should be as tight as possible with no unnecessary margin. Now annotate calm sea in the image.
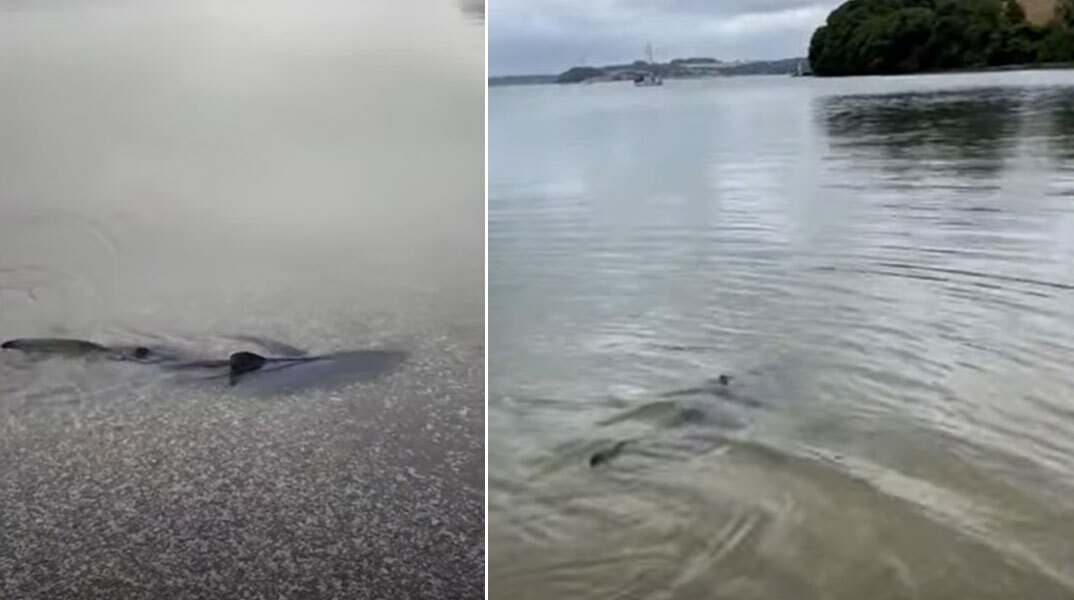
[490,71,1074,599]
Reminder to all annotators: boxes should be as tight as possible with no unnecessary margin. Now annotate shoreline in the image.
[491,62,1074,86]
[488,72,799,87]
[813,62,1074,78]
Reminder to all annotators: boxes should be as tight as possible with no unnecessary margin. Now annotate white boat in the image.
[634,72,662,86]
[634,42,663,87]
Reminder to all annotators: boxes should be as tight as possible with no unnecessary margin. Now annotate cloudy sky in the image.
[489,0,838,75]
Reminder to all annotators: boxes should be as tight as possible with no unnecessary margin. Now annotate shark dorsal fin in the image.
[228,351,267,385]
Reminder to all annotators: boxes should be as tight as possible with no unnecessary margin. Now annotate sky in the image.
[489,0,839,75]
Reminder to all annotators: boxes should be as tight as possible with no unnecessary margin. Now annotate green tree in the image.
[1061,0,1074,29]
[1003,0,1026,25]
[809,0,1074,76]
[993,22,1045,63]
[1036,25,1074,61]
[809,0,936,75]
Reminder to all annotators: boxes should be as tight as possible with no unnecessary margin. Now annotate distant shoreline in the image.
[490,56,808,87]
[490,61,1074,87]
[487,73,799,87]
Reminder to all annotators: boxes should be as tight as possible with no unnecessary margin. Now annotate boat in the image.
[634,42,663,87]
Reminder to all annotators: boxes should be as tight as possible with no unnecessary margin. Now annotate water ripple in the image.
[491,73,1074,597]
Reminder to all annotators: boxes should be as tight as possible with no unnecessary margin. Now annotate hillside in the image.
[1021,0,1057,24]
[809,0,1074,76]
[551,57,806,84]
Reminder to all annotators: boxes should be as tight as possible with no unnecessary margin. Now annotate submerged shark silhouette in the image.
[1,337,406,389]
[587,373,760,468]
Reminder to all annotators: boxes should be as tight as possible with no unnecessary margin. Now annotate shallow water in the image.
[489,71,1074,599]
[0,1,483,597]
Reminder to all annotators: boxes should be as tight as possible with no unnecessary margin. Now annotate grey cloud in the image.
[490,0,837,75]
[624,0,825,18]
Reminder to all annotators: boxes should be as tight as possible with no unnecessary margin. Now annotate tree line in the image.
[809,0,1074,76]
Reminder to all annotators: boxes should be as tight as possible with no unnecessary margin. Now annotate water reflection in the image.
[1044,87,1074,162]
[818,89,1022,177]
